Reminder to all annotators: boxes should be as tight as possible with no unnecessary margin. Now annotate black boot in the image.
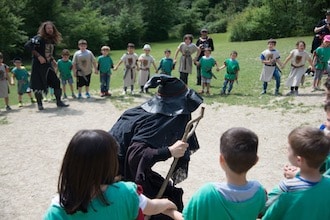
[54,89,69,107]
[35,92,44,110]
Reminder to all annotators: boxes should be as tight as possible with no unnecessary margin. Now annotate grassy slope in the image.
[1,34,316,109]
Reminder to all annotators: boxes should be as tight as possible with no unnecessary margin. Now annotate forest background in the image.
[1,0,330,58]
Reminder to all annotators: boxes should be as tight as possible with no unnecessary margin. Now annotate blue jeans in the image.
[263,68,281,91]
[100,73,110,92]
[222,79,234,93]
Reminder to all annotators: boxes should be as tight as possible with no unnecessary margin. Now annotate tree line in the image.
[1,0,329,58]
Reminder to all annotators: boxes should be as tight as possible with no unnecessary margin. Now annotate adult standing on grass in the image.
[282,40,313,96]
[174,34,200,84]
[311,9,330,53]
[24,21,68,110]
[196,29,214,86]
[259,38,283,96]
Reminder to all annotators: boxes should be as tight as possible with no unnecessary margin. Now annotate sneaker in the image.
[77,93,82,99]
[130,91,135,95]
[122,91,127,95]
[86,92,91,98]
[18,102,23,108]
[311,87,317,92]
[6,105,12,111]
[286,91,294,96]
[57,101,69,107]
[220,90,226,95]
[260,90,267,95]
[63,93,68,99]
[100,92,105,97]
[105,91,111,96]
[72,93,76,99]
[294,90,299,96]
[274,91,280,96]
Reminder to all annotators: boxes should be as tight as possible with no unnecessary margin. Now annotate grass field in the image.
[1,33,317,109]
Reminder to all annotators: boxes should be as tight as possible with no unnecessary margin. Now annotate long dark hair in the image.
[38,21,62,44]
[58,130,119,214]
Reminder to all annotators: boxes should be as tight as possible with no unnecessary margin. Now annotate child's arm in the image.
[142,198,177,216]
[218,64,226,71]
[93,59,98,74]
[215,61,220,71]
[10,72,15,85]
[113,60,123,71]
[306,55,314,71]
[173,47,180,64]
[152,62,157,72]
[282,53,293,68]
[162,209,183,220]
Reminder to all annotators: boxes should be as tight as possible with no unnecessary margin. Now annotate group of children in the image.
[43,121,330,219]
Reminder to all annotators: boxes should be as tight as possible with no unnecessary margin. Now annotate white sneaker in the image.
[122,91,127,95]
[130,91,135,95]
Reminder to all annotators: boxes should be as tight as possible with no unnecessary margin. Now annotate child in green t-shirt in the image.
[56,49,76,99]
[219,51,240,95]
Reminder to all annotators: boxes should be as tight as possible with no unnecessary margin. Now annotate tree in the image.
[0,0,27,55]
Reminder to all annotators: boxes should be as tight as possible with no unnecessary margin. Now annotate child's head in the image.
[267,38,276,49]
[183,34,193,44]
[230,51,238,59]
[101,46,110,56]
[288,127,330,170]
[143,44,151,55]
[296,40,306,51]
[78,39,88,51]
[164,49,171,58]
[203,48,211,56]
[58,129,119,214]
[61,49,70,61]
[220,127,259,174]
[13,57,22,68]
[127,43,135,53]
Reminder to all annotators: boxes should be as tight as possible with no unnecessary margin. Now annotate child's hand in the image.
[283,164,299,179]
[216,67,220,71]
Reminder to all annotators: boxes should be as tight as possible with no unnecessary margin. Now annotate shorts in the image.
[77,74,91,88]
[61,77,74,85]
[314,69,324,80]
[201,76,211,84]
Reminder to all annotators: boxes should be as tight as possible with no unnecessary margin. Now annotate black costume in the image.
[110,74,203,220]
[25,35,67,109]
[196,32,214,85]
[311,19,330,53]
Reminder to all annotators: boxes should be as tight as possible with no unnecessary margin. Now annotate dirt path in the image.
[0,85,325,219]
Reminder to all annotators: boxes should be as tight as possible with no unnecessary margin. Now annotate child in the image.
[324,78,330,103]
[72,39,97,99]
[10,57,36,107]
[43,130,182,220]
[312,35,330,91]
[219,51,240,95]
[56,49,76,99]
[97,46,114,97]
[0,52,11,111]
[263,126,330,220]
[157,49,174,76]
[114,43,139,95]
[282,41,313,96]
[183,127,266,220]
[260,39,283,96]
[138,44,157,93]
[174,34,200,84]
[196,48,220,95]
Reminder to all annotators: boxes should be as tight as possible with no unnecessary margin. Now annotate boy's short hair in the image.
[204,48,212,52]
[164,49,171,53]
[62,49,70,56]
[183,34,193,42]
[231,50,238,56]
[268,38,277,45]
[101,46,110,51]
[78,39,87,45]
[13,57,22,62]
[324,101,330,112]
[220,127,259,174]
[127,43,135,48]
[288,126,330,169]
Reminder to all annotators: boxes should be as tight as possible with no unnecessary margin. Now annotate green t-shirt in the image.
[183,182,266,220]
[315,47,330,70]
[200,56,216,79]
[98,55,113,74]
[43,181,139,220]
[158,57,174,75]
[224,58,240,80]
[263,176,330,220]
[57,59,73,80]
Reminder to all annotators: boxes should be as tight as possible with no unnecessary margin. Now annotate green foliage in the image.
[0,0,27,55]
[60,2,109,53]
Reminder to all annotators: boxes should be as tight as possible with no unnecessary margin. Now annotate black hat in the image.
[141,74,203,116]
